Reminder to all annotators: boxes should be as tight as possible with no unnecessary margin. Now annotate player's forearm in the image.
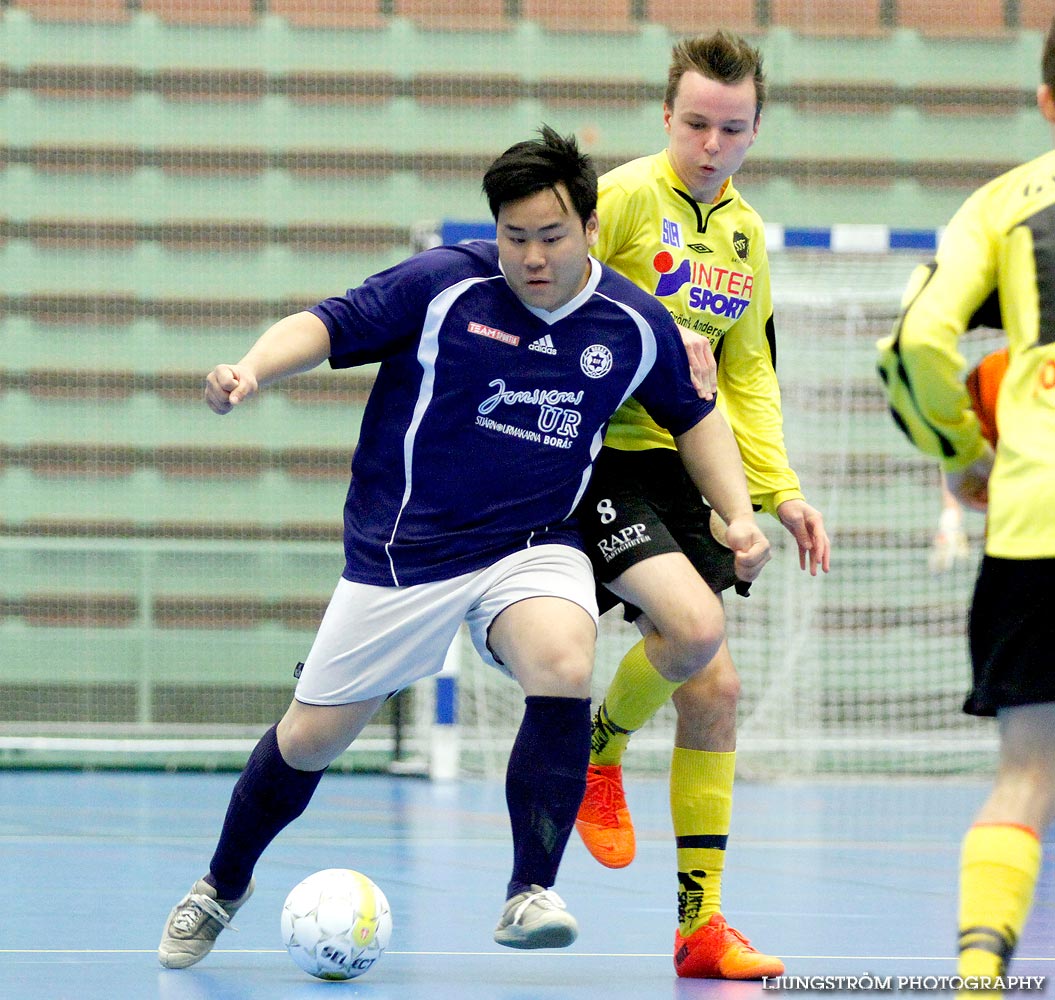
[674,410,755,526]
[239,311,332,387]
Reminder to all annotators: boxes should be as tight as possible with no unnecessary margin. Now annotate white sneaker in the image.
[158,877,255,969]
[493,885,578,949]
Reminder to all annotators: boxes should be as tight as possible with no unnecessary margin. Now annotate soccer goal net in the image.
[0,230,1002,779]
[404,238,1005,781]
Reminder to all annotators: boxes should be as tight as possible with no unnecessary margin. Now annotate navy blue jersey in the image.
[309,240,713,586]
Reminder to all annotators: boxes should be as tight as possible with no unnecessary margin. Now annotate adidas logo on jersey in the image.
[529,334,557,355]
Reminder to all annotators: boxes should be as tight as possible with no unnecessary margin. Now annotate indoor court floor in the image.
[2,770,1052,1000]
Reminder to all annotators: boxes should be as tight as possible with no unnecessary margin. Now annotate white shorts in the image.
[294,544,599,705]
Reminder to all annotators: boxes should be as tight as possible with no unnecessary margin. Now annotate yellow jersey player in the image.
[574,31,831,979]
[877,18,1055,999]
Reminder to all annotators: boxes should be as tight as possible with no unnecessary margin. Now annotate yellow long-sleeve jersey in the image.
[877,147,1055,558]
[595,150,803,518]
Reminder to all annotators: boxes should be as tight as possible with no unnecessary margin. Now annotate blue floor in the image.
[2,771,1052,1000]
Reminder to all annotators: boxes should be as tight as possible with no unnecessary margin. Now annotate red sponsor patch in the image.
[468,321,519,346]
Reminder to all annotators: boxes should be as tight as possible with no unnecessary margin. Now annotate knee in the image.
[276,713,343,772]
[678,658,741,717]
[670,658,746,717]
[546,652,594,697]
[989,762,1055,830]
[668,653,741,747]
[519,647,593,698]
[657,618,726,684]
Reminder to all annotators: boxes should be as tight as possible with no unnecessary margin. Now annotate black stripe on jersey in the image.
[884,260,959,459]
[967,288,1002,331]
[671,187,734,234]
[1024,201,1055,347]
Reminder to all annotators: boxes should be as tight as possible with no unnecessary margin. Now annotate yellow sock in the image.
[590,639,681,766]
[957,823,1041,999]
[671,747,735,935]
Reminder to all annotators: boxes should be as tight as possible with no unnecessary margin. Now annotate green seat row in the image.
[0,9,1044,88]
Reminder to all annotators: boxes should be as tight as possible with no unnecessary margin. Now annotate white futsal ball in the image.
[281,868,392,981]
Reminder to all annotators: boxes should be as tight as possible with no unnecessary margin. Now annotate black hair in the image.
[481,124,597,227]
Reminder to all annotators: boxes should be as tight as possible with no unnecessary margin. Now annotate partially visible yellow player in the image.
[877,21,1055,998]
[574,30,830,979]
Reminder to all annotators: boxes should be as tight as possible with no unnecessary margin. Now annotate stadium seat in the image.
[644,0,756,35]
[11,0,131,23]
[140,0,257,26]
[534,78,653,107]
[410,73,522,105]
[268,0,387,29]
[1,593,139,628]
[768,0,887,36]
[152,596,326,629]
[393,0,511,31]
[0,442,348,479]
[1019,0,1055,31]
[151,68,269,101]
[895,0,1008,36]
[520,0,639,34]
[0,518,341,544]
[3,218,407,254]
[284,70,401,103]
[17,64,139,100]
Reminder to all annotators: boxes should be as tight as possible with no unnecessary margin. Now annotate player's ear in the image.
[584,211,599,248]
[1038,83,1055,125]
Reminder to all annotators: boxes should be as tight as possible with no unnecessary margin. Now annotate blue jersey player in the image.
[158,126,770,969]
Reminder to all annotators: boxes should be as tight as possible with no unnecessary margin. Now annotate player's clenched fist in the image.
[205,364,259,414]
[724,515,771,584]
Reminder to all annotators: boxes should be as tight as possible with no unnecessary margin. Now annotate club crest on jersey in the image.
[733,230,749,261]
[650,250,752,319]
[661,218,682,248]
[529,334,557,355]
[580,345,613,379]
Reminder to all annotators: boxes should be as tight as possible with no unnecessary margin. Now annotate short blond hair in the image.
[665,30,766,122]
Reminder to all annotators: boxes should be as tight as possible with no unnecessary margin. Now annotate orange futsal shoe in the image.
[674,914,785,980]
[574,763,635,868]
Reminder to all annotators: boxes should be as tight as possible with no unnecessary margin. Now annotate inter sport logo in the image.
[651,251,752,320]
[652,251,692,297]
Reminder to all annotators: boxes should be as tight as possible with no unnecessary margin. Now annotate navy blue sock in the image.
[505,695,591,899]
[205,724,325,899]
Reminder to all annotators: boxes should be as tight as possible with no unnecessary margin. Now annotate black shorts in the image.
[965,555,1055,716]
[577,447,749,620]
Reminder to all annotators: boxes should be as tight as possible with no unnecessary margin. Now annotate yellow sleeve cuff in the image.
[756,488,806,518]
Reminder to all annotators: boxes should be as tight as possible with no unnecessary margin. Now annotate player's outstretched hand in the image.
[205,364,259,414]
[776,498,831,576]
[724,515,771,584]
[680,330,717,401]
[945,448,994,512]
